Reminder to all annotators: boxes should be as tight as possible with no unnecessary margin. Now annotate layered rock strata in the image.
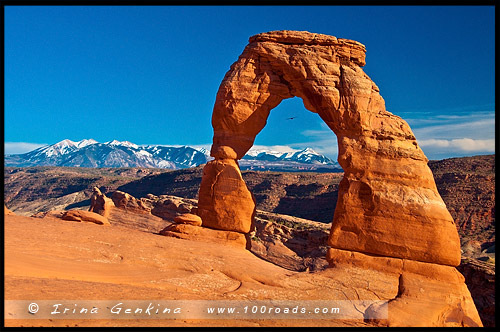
[173,213,203,227]
[327,248,481,326]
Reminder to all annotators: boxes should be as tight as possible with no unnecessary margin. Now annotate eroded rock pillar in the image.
[197,146,255,234]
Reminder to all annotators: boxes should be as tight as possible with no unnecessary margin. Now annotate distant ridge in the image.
[4,139,341,171]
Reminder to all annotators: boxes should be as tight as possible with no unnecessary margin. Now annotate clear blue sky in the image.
[4,5,495,160]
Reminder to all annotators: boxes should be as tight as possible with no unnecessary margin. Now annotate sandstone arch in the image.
[197,30,461,267]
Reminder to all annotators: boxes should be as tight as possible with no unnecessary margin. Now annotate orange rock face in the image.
[194,30,480,326]
[197,158,255,233]
[326,248,482,327]
[199,30,460,266]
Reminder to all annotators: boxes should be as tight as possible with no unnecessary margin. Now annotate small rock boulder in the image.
[62,210,110,226]
[174,213,202,227]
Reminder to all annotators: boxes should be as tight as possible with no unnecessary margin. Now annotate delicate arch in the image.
[198,31,461,267]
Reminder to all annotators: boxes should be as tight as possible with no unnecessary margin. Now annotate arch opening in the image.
[239,96,341,224]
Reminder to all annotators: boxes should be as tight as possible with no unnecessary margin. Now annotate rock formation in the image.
[111,190,152,214]
[151,195,195,220]
[31,210,65,219]
[195,30,481,326]
[89,186,115,218]
[173,213,203,227]
[159,223,247,249]
[199,30,460,266]
[327,248,481,326]
[61,210,110,226]
[103,189,248,248]
[198,157,256,233]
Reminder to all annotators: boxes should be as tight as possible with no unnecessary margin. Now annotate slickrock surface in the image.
[160,223,248,249]
[4,214,480,327]
[3,189,483,326]
[108,189,496,327]
[326,248,481,326]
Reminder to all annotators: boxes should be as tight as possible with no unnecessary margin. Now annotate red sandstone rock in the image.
[173,213,202,227]
[197,158,255,233]
[61,210,110,226]
[192,30,478,326]
[199,30,460,266]
[150,196,192,221]
[89,187,114,219]
[326,248,482,327]
[159,223,248,249]
[111,190,151,214]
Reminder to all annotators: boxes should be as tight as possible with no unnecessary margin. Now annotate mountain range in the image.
[4,139,341,171]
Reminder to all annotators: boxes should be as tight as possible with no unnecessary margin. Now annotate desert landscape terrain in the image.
[4,154,494,327]
[4,30,494,327]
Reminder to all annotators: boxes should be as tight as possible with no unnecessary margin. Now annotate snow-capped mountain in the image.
[4,139,340,171]
[4,139,204,169]
[239,146,340,172]
[243,147,334,165]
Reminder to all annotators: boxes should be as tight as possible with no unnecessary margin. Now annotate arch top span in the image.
[210,30,409,162]
[199,30,461,267]
[248,30,367,66]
